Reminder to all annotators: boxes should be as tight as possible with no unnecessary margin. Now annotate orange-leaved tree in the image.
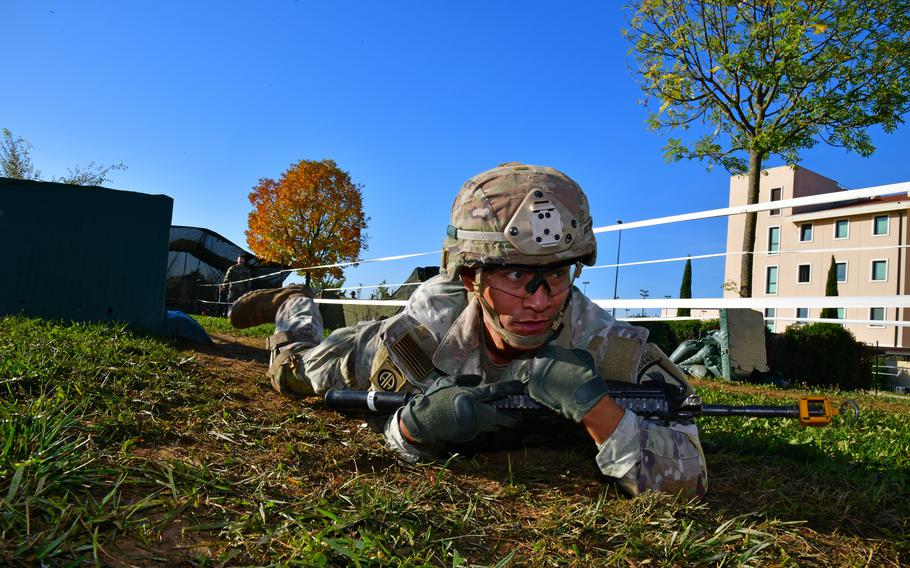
[245,159,368,288]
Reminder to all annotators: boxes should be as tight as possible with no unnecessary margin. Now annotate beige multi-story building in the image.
[724,165,910,348]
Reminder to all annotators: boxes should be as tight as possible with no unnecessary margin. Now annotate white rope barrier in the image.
[303,295,910,312]
[592,296,910,309]
[588,243,910,270]
[197,250,439,287]
[314,298,409,307]
[617,316,718,322]
[322,282,420,293]
[197,181,909,288]
[206,240,910,294]
[766,316,910,327]
[621,316,909,327]
[592,181,910,233]
[202,296,907,331]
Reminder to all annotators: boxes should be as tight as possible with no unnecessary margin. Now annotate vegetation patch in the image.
[1,315,908,565]
[768,323,874,390]
[635,319,720,356]
[192,314,276,338]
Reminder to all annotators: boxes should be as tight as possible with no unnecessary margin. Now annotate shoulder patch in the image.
[370,356,408,392]
[371,322,440,392]
[586,333,644,383]
[390,330,435,381]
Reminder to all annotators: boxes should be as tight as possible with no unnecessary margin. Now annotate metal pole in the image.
[612,220,623,316]
[582,281,590,295]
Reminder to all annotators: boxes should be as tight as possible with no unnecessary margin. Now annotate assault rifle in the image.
[325,380,860,427]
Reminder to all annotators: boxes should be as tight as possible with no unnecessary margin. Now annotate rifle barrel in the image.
[700,404,802,418]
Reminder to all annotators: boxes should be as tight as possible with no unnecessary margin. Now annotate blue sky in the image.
[5,1,909,307]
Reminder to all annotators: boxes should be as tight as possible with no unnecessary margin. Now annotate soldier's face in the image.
[461,267,571,351]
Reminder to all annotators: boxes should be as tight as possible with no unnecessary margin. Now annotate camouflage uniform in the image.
[266,163,707,498]
[222,263,252,303]
[269,275,707,498]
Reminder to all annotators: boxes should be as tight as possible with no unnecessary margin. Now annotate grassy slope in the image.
[0,315,907,566]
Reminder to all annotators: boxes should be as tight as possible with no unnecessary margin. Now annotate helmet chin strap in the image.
[472,268,570,350]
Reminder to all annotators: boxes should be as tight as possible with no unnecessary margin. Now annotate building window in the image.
[766,266,779,294]
[799,223,813,242]
[769,187,782,216]
[870,307,885,327]
[873,215,889,236]
[871,260,888,281]
[796,307,809,321]
[765,308,776,332]
[834,219,849,239]
[797,264,811,283]
[835,261,847,283]
[836,307,845,320]
[767,226,780,254]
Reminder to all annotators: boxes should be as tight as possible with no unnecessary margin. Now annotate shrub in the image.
[766,323,872,390]
[635,319,720,356]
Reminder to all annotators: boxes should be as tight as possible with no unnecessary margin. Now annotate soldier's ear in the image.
[460,270,476,292]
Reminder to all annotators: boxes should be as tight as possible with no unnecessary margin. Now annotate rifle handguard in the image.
[325,380,692,423]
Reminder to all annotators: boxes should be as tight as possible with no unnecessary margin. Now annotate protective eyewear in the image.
[482,262,581,299]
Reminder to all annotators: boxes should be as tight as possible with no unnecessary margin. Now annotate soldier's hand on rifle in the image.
[526,346,625,442]
[400,375,524,445]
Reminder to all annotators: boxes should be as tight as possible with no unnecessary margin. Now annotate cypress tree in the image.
[820,255,840,319]
[677,257,692,317]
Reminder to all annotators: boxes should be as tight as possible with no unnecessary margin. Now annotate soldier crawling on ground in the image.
[229,163,708,497]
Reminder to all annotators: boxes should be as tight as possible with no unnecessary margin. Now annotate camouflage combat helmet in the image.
[442,162,597,277]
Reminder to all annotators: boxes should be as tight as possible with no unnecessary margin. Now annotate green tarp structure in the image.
[319,266,440,330]
[0,177,173,332]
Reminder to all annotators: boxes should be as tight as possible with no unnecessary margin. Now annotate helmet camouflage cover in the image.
[442,162,597,277]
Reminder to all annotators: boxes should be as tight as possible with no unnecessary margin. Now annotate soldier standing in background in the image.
[230,163,708,498]
[222,255,253,307]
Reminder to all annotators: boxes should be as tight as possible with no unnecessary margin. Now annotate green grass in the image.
[192,314,275,337]
[1,314,908,566]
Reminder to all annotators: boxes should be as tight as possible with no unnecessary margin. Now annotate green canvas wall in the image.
[0,178,173,331]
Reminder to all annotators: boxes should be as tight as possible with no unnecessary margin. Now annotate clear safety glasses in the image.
[482,262,580,300]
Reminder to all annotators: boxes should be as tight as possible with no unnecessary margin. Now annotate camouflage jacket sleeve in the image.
[595,410,707,498]
[299,319,385,393]
[592,343,708,498]
[298,313,451,463]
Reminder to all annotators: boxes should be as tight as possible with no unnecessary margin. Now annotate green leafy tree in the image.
[312,273,346,294]
[1,128,41,180]
[626,1,910,297]
[369,280,394,300]
[677,257,692,317]
[56,161,127,186]
[820,255,840,319]
[1,128,126,185]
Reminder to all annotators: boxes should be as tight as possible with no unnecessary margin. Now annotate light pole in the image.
[639,288,650,317]
[611,220,623,316]
[582,281,590,295]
